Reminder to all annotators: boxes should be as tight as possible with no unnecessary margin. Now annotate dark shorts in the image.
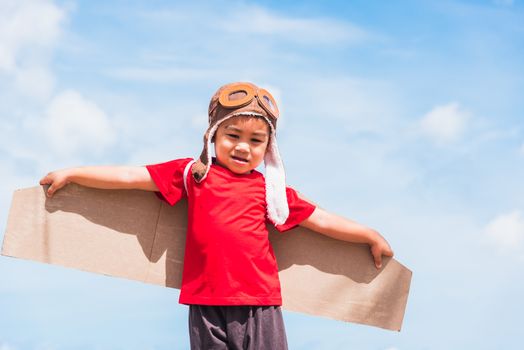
[188,305,288,350]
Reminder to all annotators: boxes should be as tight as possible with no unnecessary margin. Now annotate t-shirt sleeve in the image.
[274,186,317,233]
[145,158,193,206]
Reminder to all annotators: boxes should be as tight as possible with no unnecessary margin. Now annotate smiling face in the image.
[213,115,270,174]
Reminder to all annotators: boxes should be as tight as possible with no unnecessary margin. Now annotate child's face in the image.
[214,116,270,174]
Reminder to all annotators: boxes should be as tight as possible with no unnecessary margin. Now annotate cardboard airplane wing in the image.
[1,184,412,331]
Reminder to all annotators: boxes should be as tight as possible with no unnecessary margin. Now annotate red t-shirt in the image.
[145,158,316,306]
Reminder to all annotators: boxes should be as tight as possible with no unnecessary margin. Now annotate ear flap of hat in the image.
[264,126,289,225]
[191,123,218,183]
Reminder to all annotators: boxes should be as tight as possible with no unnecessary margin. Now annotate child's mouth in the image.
[231,155,248,164]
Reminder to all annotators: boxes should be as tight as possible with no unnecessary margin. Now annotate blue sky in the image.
[1,0,524,349]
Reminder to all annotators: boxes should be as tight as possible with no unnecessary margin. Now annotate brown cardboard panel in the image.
[1,184,411,331]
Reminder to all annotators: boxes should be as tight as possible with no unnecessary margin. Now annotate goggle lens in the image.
[218,83,255,108]
[258,89,279,118]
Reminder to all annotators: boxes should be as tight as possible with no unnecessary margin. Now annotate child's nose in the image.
[235,142,249,152]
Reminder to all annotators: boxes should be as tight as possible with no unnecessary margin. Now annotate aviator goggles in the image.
[215,82,280,120]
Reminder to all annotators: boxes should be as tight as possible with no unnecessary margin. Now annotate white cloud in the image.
[290,76,400,134]
[0,342,16,350]
[191,113,208,130]
[419,102,471,144]
[0,0,66,98]
[106,6,371,86]
[484,210,524,252]
[34,344,57,350]
[107,67,217,82]
[141,4,368,46]
[0,0,65,71]
[43,90,117,157]
[219,5,368,45]
[13,65,55,100]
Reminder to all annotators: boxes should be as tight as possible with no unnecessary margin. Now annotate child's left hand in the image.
[300,208,395,269]
[369,232,394,269]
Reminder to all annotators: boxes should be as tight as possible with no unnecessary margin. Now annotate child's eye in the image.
[227,134,239,139]
[251,139,263,143]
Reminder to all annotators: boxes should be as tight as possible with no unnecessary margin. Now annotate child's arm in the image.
[300,208,394,269]
[39,166,159,198]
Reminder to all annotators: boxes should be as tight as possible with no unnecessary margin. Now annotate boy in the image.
[40,82,394,350]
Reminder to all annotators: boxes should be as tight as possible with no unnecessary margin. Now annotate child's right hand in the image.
[39,169,71,197]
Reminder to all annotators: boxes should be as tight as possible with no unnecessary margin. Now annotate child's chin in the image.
[229,163,254,174]
[216,157,257,174]
[230,166,253,174]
